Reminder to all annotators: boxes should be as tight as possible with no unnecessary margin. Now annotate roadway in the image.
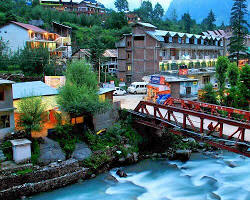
[114,94,250,142]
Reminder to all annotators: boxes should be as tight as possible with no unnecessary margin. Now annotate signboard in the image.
[179,69,188,75]
[119,82,126,87]
[45,76,66,88]
[103,83,115,89]
[151,76,165,85]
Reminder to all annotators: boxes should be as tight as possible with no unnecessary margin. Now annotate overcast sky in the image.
[98,0,173,11]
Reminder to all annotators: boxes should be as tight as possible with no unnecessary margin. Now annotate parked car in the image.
[127,82,147,94]
[113,87,126,96]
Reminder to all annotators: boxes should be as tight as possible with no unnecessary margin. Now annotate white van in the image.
[128,82,147,94]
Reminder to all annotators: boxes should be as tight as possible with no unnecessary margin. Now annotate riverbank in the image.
[0,140,212,199]
[31,152,250,200]
[0,110,215,199]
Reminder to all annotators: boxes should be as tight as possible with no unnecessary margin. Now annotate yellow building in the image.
[12,81,59,138]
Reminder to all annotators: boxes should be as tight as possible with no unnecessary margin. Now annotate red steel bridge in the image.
[129,98,250,157]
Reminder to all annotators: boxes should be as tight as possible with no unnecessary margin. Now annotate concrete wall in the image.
[0,111,15,139]
[0,84,15,139]
[0,85,14,109]
[93,102,120,131]
[0,24,29,53]
[180,81,199,98]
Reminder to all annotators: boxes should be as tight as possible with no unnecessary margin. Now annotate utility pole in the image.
[98,58,101,84]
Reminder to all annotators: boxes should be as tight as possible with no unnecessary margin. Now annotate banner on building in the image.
[45,76,66,88]
[151,76,165,85]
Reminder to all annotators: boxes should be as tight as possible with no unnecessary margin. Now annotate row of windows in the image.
[164,36,223,46]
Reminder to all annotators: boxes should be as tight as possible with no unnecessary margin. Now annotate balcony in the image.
[162,43,224,51]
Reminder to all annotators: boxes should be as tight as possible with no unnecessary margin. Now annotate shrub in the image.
[31,139,40,164]
[201,61,207,68]
[188,62,194,68]
[2,141,12,160]
[50,124,77,158]
[195,61,201,68]
[83,152,110,170]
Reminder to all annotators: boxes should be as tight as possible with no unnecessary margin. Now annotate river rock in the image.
[72,142,92,161]
[174,150,192,162]
[116,169,127,178]
[105,174,118,183]
[225,161,237,168]
[38,138,66,165]
[118,157,126,162]
[132,152,138,162]
[208,192,221,200]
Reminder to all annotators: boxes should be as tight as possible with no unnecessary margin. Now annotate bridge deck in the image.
[130,100,250,157]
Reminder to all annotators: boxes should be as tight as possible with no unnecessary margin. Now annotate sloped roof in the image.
[136,22,157,29]
[103,49,117,58]
[13,81,58,99]
[11,21,47,33]
[98,88,115,95]
[0,79,14,85]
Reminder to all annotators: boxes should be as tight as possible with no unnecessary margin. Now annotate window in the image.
[0,87,4,101]
[127,65,131,71]
[140,85,144,88]
[0,115,10,129]
[186,87,191,95]
[202,76,210,84]
[127,53,130,59]
[134,36,144,40]
[127,41,131,47]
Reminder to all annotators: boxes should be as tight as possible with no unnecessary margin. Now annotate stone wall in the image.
[93,102,120,131]
[0,159,88,199]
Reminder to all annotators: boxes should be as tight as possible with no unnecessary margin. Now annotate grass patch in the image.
[83,152,110,170]
[16,168,33,175]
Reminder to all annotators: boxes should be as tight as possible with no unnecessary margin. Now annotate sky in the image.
[98,0,173,11]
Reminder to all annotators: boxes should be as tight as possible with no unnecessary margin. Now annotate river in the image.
[32,152,250,200]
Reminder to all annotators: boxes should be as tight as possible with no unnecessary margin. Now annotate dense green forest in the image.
[0,0,225,76]
[0,0,224,50]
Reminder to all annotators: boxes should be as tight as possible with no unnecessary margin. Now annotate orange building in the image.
[12,81,60,138]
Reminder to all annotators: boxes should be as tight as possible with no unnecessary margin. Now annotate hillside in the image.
[165,0,235,25]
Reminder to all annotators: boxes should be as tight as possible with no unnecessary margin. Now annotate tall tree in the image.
[216,56,230,102]
[227,62,239,87]
[229,0,249,66]
[17,97,46,135]
[88,26,106,71]
[114,0,129,12]
[153,3,164,21]
[181,13,192,33]
[201,83,218,105]
[135,1,153,22]
[169,8,178,22]
[57,61,110,119]
[207,10,216,30]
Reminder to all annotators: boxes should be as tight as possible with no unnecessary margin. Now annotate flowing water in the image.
[32,152,250,200]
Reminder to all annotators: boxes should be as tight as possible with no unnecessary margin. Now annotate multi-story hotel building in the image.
[40,0,106,16]
[116,22,225,84]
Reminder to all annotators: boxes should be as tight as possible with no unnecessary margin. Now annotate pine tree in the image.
[153,3,164,21]
[114,0,129,12]
[207,10,216,30]
[229,0,249,66]
[181,13,192,33]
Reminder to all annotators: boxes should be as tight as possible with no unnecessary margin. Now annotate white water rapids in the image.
[32,152,250,200]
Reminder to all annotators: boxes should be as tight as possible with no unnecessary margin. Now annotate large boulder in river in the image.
[72,142,92,161]
[116,169,127,178]
[38,137,66,165]
[172,150,192,162]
